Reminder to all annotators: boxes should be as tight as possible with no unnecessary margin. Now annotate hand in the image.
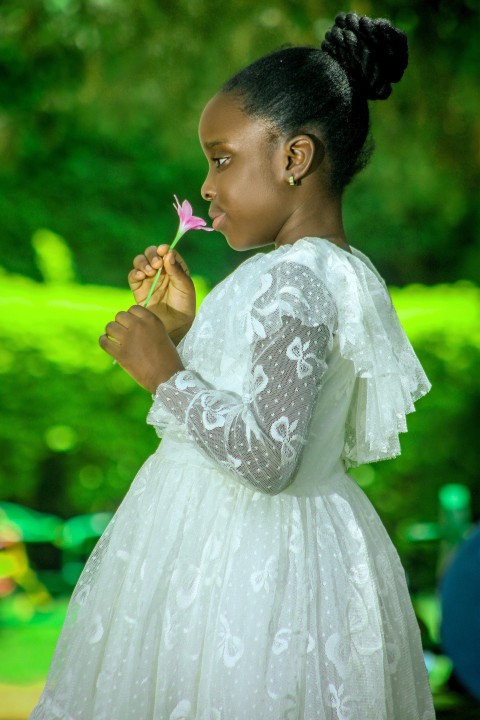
[128,245,196,344]
[99,305,184,393]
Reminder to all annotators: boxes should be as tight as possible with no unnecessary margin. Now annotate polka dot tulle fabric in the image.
[31,238,435,719]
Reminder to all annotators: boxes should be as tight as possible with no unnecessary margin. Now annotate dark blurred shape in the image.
[441,524,480,701]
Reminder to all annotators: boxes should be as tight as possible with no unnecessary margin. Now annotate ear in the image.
[282,134,325,184]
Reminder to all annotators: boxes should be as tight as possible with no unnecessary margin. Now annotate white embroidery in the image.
[220,453,242,472]
[270,416,300,464]
[169,700,192,720]
[252,364,268,395]
[217,615,244,668]
[250,555,277,593]
[88,614,104,644]
[328,683,355,720]
[200,394,230,430]
[172,565,201,609]
[200,710,222,720]
[272,628,291,655]
[286,336,319,378]
[175,371,198,391]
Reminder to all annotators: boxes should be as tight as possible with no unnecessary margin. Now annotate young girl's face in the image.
[199,93,294,251]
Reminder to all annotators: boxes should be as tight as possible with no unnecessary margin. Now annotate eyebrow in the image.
[205,140,229,149]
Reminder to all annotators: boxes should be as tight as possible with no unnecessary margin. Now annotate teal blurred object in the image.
[0,502,112,591]
[60,512,112,549]
[401,483,473,567]
[0,502,112,547]
[0,501,62,543]
[438,484,473,574]
[60,512,112,585]
[439,484,472,541]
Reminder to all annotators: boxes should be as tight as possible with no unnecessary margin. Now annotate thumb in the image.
[164,251,190,280]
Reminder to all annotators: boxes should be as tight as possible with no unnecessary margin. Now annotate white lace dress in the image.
[31,237,436,720]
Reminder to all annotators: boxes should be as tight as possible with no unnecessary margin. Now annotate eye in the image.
[213,156,229,169]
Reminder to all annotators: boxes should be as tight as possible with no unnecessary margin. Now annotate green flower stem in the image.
[143,228,183,308]
[113,228,184,365]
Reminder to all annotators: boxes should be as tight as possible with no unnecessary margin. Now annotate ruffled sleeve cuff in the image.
[329,245,432,467]
[146,370,199,438]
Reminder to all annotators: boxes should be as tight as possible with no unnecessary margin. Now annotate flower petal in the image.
[180,199,193,220]
[172,196,213,238]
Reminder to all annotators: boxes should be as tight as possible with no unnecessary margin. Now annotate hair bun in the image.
[321,12,408,100]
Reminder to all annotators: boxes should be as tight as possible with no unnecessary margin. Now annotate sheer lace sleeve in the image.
[148,317,331,494]
[147,263,337,495]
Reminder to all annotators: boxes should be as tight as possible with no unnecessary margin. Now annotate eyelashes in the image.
[213,157,229,169]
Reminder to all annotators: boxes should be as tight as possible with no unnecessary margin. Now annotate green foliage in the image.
[0,0,479,287]
[0,268,210,519]
[0,596,69,683]
[32,228,76,285]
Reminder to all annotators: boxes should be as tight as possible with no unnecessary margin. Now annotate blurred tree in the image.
[0,0,478,288]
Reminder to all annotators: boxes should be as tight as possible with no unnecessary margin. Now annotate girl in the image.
[32,12,436,720]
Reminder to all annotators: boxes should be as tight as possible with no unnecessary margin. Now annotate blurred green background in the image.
[1,0,479,717]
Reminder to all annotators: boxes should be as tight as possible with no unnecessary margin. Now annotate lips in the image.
[209,208,226,230]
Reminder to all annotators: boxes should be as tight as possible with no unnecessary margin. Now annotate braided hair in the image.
[221,12,408,194]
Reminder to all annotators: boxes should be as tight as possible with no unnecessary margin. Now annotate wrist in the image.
[148,363,184,394]
[169,320,194,346]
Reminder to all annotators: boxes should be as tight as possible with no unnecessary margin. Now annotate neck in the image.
[274,188,350,253]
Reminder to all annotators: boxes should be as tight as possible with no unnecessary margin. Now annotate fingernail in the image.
[170,254,175,265]
[145,264,153,272]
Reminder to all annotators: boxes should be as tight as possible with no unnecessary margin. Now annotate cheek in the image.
[239,172,282,218]
[218,161,288,245]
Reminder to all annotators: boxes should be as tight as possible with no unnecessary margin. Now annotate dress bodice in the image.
[147,237,430,495]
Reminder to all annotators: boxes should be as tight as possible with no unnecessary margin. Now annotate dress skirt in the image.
[31,434,436,720]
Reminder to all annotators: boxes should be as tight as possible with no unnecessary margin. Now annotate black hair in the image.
[221,12,408,194]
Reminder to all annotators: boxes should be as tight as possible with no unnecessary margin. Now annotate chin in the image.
[225,235,250,252]
[226,234,273,252]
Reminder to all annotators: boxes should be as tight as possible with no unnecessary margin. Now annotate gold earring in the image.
[289,175,298,186]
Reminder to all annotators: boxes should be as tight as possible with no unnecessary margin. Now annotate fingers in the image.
[127,304,150,319]
[127,305,165,325]
[99,306,167,356]
[131,247,162,283]
[114,310,132,328]
[163,250,190,277]
[128,244,191,293]
[104,320,126,341]
[101,310,135,347]
[151,246,190,278]
[140,245,190,273]
[99,307,153,355]
[99,333,121,358]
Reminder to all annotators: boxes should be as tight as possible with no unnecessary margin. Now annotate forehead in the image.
[198,93,271,149]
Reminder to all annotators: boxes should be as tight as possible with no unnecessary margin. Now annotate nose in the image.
[201,169,216,201]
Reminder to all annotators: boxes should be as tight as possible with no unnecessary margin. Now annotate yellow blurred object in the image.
[0,682,44,720]
[0,509,51,606]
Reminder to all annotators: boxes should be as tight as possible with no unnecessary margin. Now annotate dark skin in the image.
[99,92,351,392]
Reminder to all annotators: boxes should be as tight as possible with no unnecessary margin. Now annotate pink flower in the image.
[174,195,213,237]
[143,195,212,307]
